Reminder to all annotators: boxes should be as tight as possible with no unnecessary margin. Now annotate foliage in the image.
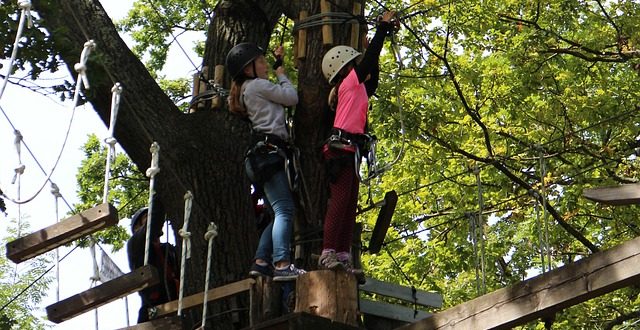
[359,0,640,328]
[0,217,52,330]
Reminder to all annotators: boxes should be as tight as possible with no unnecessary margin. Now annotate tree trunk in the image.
[35,0,363,328]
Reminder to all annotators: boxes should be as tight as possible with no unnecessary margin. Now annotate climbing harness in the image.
[177,190,193,316]
[201,222,219,329]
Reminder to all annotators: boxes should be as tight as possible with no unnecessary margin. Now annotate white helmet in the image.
[322,45,361,84]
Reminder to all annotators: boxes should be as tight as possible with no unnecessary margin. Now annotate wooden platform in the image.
[6,203,118,263]
[46,265,159,323]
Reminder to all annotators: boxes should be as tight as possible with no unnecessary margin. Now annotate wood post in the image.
[297,10,308,59]
[211,65,225,110]
[294,270,358,327]
[350,2,362,49]
[320,0,333,46]
[250,276,283,325]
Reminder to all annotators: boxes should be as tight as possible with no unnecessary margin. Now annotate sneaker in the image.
[249,263,273,277]
[273,264,306,282]
[318,251,345,271]
[342,260,366,285]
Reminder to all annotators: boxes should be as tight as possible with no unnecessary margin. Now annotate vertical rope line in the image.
[201,222,218,329]
[0,0,32,101]
[467,212,481,296]
[102,83,123,203]
[144,142,161,266]
[178,191,193,316]
[539,147,552,272]
[13,130,24,240]
[533,191,546,273]
[51,183,62,301]
[474,164,486,294]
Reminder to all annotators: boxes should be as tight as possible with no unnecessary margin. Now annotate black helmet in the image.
[226,43,264,79]
[130,207,149,233]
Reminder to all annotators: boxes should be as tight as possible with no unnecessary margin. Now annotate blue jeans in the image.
[245,155,295,264]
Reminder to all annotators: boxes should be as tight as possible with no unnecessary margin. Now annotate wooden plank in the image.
[46,265,159,323]
[115,316,182,330]
[360,299,432,323]
[583,183,640,205]
[398,235,640,330]
[360,277,442,308]
[155,278,255,317]
[6,203,118,263]
[297,10,308,59]
[369,190,398,254]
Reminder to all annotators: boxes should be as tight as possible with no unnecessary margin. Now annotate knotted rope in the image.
[201,222,218,329]
[102,83,123,203]
[144,142,160,266]
[177,190,193,316]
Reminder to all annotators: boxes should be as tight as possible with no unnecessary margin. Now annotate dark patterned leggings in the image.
[323,148,359,253]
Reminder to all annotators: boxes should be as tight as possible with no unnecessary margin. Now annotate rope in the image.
[1,40,95,205]
[0,244,79,314]
[292,11,365,31]
[102,83,123,203]
[532,190,546,273]
[538,145,552,272]
[51,182,62,301]
[473,164,487,294]
[0,0,32,101]
[12,130,24,239]
[11,130,24,184]
[177,190,193,316]
[201,222,219,329]
[144,142,161,266]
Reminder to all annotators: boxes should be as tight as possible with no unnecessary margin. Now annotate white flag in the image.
[99,251,124,282]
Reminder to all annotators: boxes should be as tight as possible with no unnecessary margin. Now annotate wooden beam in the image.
[583,183,640,205]
[360,277,442,308]
[398,235,640,330]
[360,299,432,323]
[115,316,181,330]
[155,278,255,317]
[369,191,397,254]
[248,312,360,330]
[46,265,159,323]
[6,203,118,264]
